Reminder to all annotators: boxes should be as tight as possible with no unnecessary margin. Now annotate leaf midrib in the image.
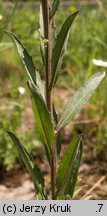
[57,76,102,131]
[33,96,53,152]
[57,142,78,196]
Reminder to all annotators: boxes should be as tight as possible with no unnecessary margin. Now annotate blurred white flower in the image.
[93,59,107,67]
[0,15,3,20]
[18,87,25,95]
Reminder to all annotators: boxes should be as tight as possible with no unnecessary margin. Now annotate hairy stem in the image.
[41,0,52,112]
[40,0,57,199]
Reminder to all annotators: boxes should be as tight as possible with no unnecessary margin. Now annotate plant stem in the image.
[51,140,57,199]
[41,0,52,112]
[41,0,57,199]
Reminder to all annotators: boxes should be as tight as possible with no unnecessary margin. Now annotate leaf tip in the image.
[102,71,106,78]
[7,130,11,135]
[7,131,15,139]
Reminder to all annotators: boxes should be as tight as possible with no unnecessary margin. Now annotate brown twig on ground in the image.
[81,176,106,200]
[72,119,100,125]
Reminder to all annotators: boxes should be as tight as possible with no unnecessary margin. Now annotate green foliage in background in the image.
[0,83,42,169]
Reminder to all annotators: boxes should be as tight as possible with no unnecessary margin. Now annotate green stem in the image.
[41,0,52,112]
[41,0,56,200]
[51,141,57,199]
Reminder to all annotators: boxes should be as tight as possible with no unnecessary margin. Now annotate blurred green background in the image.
[0,0,107,170]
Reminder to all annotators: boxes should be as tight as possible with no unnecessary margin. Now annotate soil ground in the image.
[0,146,107,200]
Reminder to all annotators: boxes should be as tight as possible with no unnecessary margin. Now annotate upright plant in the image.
[5,0,105,200]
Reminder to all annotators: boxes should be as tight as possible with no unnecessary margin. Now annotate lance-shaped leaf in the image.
[4,31,45,100]
[56,137,81,197]
[65,139,83,197]
[4,31,36,84]
[57,72,105,131]
[51,0,60,19]
[28,82,54,155]
[50,11,79,89]
[36,72,45,101]
[7,131,46,200]
[53,104,61,156]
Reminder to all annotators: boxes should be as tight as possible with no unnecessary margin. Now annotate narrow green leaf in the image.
[4,31,36,84]
[51,0,60,19]
[57,72,105,131]
[50,11,79,89]
[57,195,71,200]
[56,137,81,196]
[4,31,45,100]
[65,139,83,197]
[36,72,45,101]
[28,82,54,155]
[73,185,87,199]
[7,131,46,200]
[53,104,61,156]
